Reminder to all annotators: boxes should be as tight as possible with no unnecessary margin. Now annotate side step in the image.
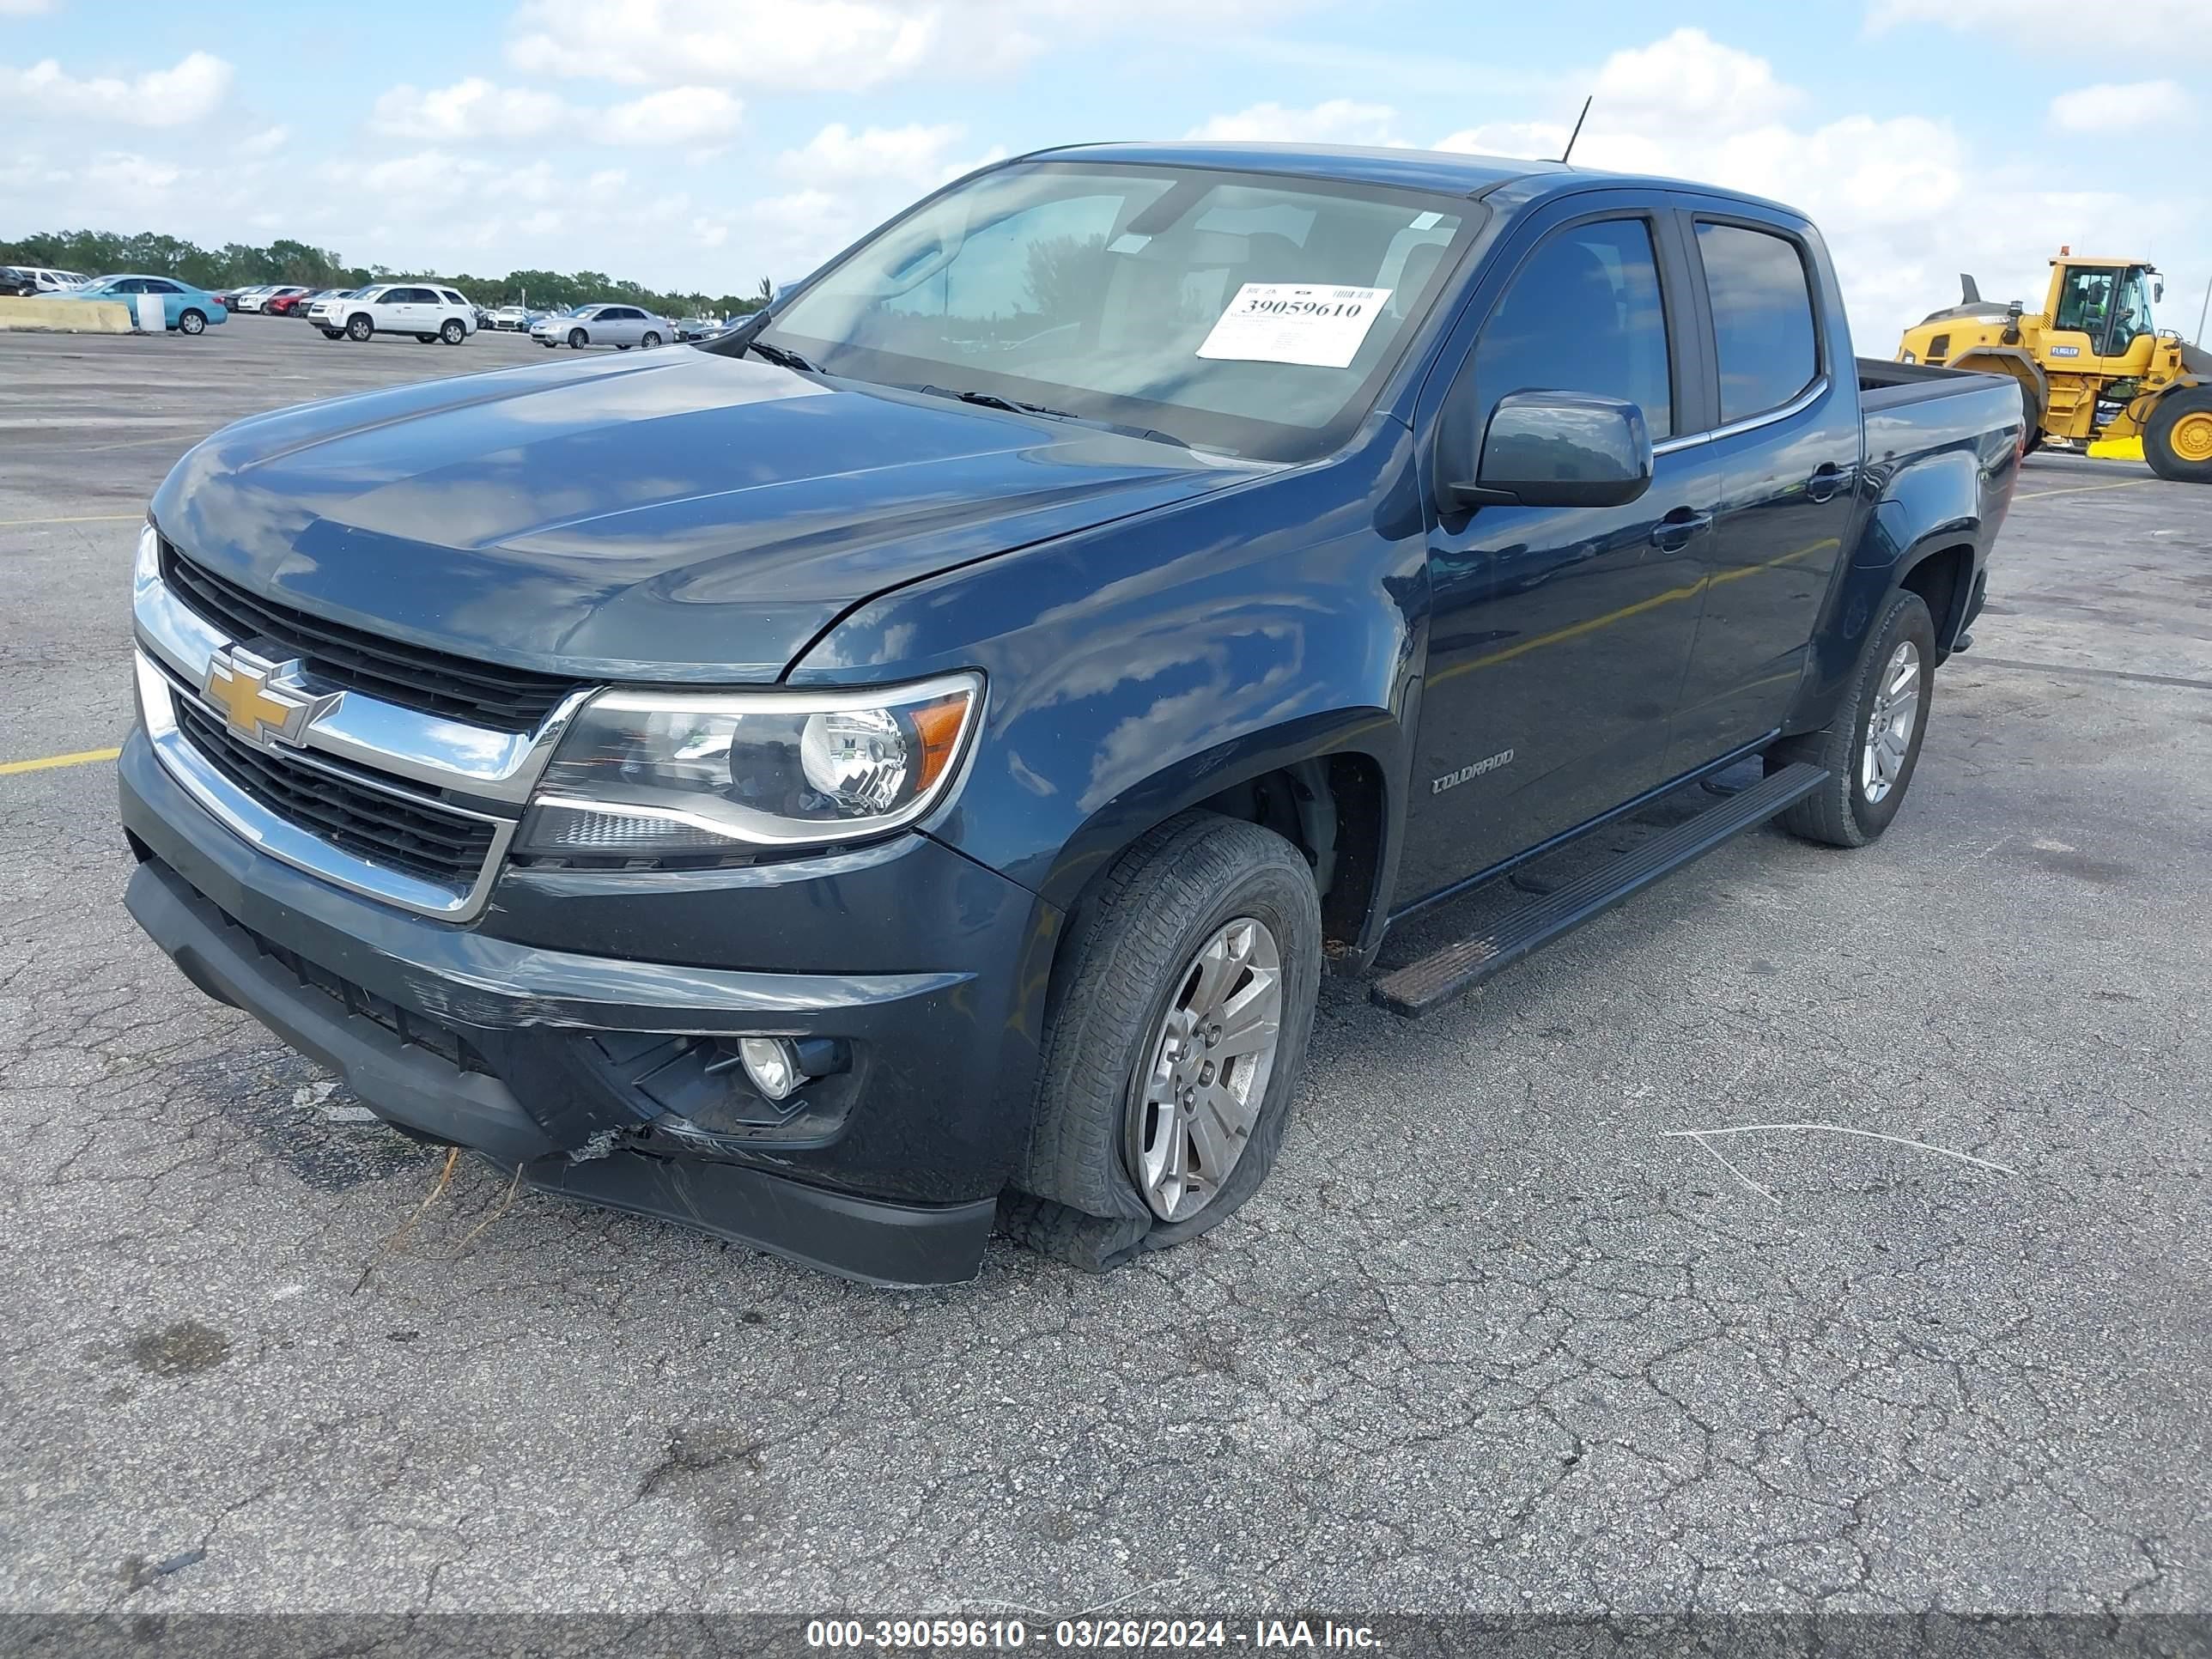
[1371,762,1828,1018]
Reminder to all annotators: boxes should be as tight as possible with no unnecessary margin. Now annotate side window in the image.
[441,289,466,307]
[1472,217,1673,440]
[147,279,182,295]
[1695,223,1819,424]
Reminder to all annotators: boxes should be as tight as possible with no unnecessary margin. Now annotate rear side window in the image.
[1472,217,1673,440]
[1696,223,1819,423]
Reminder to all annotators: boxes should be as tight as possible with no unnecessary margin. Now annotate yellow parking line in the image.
[0,746,121,775]
[0,512,144,528]
[2015,478,2154,502]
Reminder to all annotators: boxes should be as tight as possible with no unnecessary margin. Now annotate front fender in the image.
[789,417,1430,914]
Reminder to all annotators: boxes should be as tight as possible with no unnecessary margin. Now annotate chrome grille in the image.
[160,542,575,732]
[173,696,495,891]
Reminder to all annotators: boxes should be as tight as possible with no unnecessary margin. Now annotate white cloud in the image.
[1186,100,1403,147]
[597,86,742,147]
[0,0,55,15]
[1436,28,2197,344]
[371,77,570,142]
[372,76,741,149]
[507,0,1323,90]
[237,125,289,158]
[1869,0,2212,58]
[0,51,232,126]
[777,121,969,187]
[509,0,939,91]
[2048,80,2196,133]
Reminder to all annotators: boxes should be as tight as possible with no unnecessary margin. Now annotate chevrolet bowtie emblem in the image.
[204,647,339,746]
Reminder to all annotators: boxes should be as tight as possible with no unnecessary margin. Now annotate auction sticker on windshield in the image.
[1197,283,1392,368]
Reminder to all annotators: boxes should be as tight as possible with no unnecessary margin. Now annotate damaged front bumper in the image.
[118,731,1052,1286]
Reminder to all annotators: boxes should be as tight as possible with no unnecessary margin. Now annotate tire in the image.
[415,333,436,343]
[346,314,373,342]
[441,319,465,345]
[1766,589,1936,848]
[641,331,662,349]
[1000,812,1322,1272]
[568,328,586,349]
[2143,387,2212,484]
[616,343,631,350]
[321,328,343,340]
[177,310,206,336]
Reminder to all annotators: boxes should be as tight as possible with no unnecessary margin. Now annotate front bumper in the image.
[119,731,1057,1285]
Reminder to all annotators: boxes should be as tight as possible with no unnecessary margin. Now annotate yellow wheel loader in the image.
[1897,252,2212,482]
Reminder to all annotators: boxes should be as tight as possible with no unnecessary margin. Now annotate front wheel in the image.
[2144,388,2212,483]
[346,314,373,342]
[1000,813,1322,1272]
[568,328,586,349]
[441,319,466,344]
[321,328,343,339]
[1766,589,1936,847]
[178,310,205,336]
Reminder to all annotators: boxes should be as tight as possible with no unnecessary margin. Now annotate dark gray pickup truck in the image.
[120,143,2026,1284]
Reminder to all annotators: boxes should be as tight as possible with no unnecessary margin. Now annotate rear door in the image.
[1400,192,1729,902]
[1662,208,1860,774]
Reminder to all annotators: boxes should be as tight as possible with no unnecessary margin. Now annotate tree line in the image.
[0,228,773,319]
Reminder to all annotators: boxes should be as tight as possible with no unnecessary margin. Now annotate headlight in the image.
[517,672,982,857]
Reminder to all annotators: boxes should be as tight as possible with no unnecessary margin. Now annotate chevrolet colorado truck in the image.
[120,143,2026,1285]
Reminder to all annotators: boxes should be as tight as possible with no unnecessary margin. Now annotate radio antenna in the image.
[1559,97,1592,165]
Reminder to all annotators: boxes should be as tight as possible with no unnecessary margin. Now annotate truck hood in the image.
[151,349,1257,684]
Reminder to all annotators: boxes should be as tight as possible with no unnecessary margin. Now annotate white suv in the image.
[312,283,479,345]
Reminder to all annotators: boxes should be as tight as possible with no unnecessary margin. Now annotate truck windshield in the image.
[756,161,1477,461]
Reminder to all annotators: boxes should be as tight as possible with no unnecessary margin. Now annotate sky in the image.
[3,0,2208,341]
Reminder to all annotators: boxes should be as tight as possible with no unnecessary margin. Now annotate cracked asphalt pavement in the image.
[2,325,2209,1620]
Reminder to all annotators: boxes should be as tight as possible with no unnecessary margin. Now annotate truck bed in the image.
[1857,355,2004,413]
[1857,356,2027,459]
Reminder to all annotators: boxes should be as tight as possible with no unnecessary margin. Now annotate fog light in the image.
[738,1037,802,1102]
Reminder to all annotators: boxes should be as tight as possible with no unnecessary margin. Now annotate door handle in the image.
[1806,462,1846,503]
[1649,507,1712,551]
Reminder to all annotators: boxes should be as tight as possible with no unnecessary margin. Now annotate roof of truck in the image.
[1025,141,1806,218]
[1031,141,1561,198]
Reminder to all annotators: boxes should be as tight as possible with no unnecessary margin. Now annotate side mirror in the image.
[2154,278,2165,302]
[1445,390,1654,510]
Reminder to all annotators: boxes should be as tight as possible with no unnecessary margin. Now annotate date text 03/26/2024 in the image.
[804,1618,1382,1650]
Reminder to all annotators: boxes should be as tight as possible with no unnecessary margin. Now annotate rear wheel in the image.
[177,309,205,336]
[2144,388,2212,483]
[999,813,1322,1271]
[641,331,662,349]
[346,313,373,342]
[441,318,465,345]
[1766,589,1936,848]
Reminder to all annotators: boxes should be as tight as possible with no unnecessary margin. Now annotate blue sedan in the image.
[60,274,228,335]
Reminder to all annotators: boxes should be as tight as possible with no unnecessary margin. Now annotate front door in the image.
[1401,208,1723,904]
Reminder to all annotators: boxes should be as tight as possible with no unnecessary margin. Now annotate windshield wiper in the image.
[744,338,818,374]
[913,385,1193,451]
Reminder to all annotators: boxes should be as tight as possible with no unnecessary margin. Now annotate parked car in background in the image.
[530,302,672,349]
[236,285,308,313]
[485,304,532,331]
[673,315,729,341]
[0,266,37,297]
[264,289,322,316]
[311,283,477,344]
[12,267,90,293]
[57,274,228,334]
[213,284,264,310]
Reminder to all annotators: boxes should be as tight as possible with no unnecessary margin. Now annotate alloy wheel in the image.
[1860,640,1921,804]
[1126,916,1285,1223]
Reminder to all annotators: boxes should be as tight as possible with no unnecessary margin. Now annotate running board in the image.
[1371,762,1829,1018]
